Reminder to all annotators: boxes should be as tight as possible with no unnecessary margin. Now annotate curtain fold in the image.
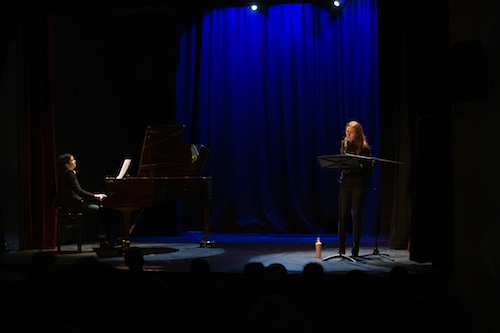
[176,1,379,234]
[21,13,57,249]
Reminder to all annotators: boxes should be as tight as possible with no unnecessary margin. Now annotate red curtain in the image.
[21,13,57,250]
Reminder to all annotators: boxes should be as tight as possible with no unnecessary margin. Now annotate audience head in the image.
[189,258,211,282]
[244,262,265,278]
[124,247,145,272]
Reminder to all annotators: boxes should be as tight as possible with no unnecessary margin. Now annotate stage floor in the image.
[1,232,431,275]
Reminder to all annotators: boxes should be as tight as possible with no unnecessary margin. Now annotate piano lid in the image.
[137,125,210,177]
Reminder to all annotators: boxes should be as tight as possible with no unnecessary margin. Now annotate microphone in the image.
[345,141,352,154]
[341,140,352,155]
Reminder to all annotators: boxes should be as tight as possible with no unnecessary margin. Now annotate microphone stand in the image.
[360,161,394,261]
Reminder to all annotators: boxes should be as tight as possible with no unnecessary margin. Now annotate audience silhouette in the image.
[0,252,472,333]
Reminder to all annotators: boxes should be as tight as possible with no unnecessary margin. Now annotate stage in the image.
[1,232,430,275]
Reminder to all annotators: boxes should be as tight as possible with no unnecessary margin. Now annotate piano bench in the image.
[56,208,83,253]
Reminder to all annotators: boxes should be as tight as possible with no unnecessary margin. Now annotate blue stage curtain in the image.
[176,0,379,234]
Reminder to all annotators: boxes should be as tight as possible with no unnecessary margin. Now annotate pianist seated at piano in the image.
[55,153,114,251]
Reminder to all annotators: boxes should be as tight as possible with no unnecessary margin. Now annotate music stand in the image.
[318,153,403,262]
[317,154,362,262]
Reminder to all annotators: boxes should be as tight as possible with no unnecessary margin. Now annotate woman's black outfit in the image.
[338,144,372,257]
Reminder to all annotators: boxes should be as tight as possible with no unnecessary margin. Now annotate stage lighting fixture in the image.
[250,4,259,11]
[332,0,347,8]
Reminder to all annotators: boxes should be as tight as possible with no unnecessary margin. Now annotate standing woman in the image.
[55,153,112,250]
[338,121,372,257]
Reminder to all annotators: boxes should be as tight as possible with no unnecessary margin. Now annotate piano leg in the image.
[118,207,137,251]
[200,200,215,248]
[116,203,212,249]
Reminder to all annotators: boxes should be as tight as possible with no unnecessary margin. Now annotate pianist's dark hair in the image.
[57,153,73,168]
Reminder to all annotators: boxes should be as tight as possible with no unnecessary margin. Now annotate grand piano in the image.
[103,125,213,249]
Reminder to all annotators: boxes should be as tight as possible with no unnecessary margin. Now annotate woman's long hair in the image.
[344,121,370,154]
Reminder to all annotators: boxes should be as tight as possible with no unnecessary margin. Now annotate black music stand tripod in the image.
[361,159,394,261]
[317,154,362,262]
[349,153,402,261]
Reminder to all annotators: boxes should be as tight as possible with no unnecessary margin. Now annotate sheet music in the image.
[116,158,132,180]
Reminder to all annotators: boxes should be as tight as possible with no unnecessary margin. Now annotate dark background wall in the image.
[448,0,500,330]
[53,9,179,182]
